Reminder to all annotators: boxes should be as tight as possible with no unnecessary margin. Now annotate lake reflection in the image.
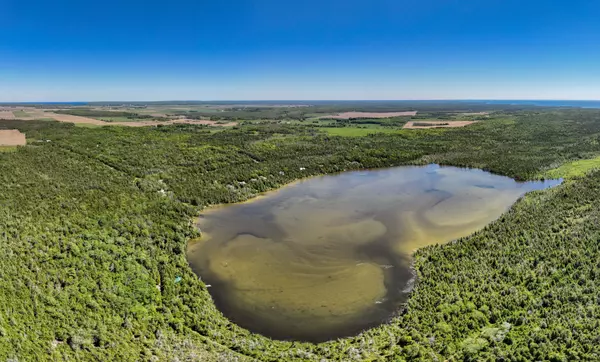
[187,165,560,342]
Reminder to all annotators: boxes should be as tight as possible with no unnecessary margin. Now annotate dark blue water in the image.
[480,100,600,109]
[1,100,598,108]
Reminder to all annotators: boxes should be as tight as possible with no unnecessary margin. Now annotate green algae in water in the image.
[187,165,560,342]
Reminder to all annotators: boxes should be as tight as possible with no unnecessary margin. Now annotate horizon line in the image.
[2,99,600,104]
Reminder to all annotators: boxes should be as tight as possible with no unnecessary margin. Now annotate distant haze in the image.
[2,100,600,109]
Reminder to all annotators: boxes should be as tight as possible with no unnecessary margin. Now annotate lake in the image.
[187,165,561,342]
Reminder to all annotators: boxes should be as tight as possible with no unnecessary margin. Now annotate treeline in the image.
[412,122,450,126]
[54,109,164,120]
[319,117,408,127]
[178,108,309,121]
[0,109,600,360]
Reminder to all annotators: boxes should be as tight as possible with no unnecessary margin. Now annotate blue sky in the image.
[1,0,600,101]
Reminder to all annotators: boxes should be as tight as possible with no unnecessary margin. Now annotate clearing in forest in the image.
[543,155,600,179]
[322,127,403,137]
[403,120,476,129]
[320,111,417,119]
[0,130,26,146]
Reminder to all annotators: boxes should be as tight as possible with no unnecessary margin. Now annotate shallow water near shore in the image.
[187,165,560,342]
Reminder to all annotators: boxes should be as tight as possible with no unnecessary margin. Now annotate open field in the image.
[12,110,31,118]
[320,126,403,136]
[45,112,124,125]
[320,111,418,119]
[1,108,48,120]
[0,111,16,119]
[0,129,26,146]
[543,155,600,179]
[403,120,476,129]
[41,112,237,127]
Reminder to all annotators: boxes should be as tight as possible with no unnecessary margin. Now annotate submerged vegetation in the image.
[189,165,559,343]
[1,107,600,360]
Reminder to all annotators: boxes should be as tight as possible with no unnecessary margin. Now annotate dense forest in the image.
[1,108,600,360]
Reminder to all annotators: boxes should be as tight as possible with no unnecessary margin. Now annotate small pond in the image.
[187,165,560,342]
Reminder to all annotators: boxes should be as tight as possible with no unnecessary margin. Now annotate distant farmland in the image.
[47,112,237,127]
[320,111,418,119]
[0,110,16,119]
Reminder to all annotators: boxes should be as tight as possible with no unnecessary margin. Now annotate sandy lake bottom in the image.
[187,165,560,342]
